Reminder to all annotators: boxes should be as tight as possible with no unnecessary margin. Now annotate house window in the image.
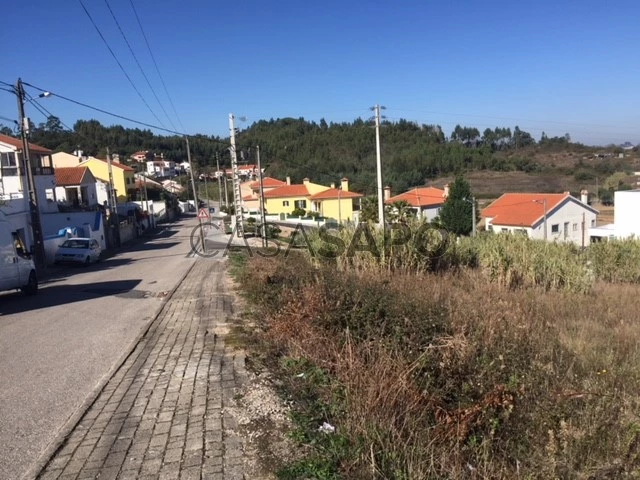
[591,219,596,227]
[45,189,54,201]
[294,200,307,209]
[551,224,559,234]
[0,152,18,176]
[282,200,289,207]
[573,223,578,231]
[515,229,528,236]
[501,228,508,233]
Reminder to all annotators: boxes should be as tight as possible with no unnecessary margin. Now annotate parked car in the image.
[0,220,37,295]
[54,238,102,266]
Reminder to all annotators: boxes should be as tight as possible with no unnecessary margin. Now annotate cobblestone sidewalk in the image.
[37,258,250,480]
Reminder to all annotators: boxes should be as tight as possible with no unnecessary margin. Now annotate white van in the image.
[0,220,38,295]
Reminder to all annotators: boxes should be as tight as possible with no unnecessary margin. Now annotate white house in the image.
[589,190,640,241]
[384,185,447,222]
[54,166,99,208]
[482,191,598,246]
[146,159,176,177]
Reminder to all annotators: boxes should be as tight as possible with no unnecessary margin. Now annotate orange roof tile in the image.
[309,188,362,200]
[55,167,92,186]
[242,194,257,201]
[385,187,446,207]
[482,193,582,227]
[249,177,286,189]
[0,133,51,154]
[263,184,310,198]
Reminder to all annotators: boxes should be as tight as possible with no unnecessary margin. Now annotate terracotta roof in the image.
[80,158,135,172]
[0,133,51,154]
[482,192,587,227]
[309,188,362,200]
[263,184,310,198]
[385,187,446,207]
[55,167,91,186]
[249,177,286,189]
[242,194,257,201]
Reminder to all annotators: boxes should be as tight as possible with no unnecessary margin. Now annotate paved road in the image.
[0,217,199,480]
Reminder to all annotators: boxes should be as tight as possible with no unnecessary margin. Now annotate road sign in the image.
[198,208,210,220]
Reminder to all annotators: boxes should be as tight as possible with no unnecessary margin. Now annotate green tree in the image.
[386,200,415,223]
[359,196,379,223]
[439,176,475,235]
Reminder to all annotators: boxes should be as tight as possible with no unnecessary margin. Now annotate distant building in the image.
[483,192,598,246]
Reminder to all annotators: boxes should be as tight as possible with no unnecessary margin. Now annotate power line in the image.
[22,80,184,135]
[128,0,185,132]
[77,0,167,129]
[103,0,177,132]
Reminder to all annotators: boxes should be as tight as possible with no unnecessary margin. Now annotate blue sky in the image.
[2,0,639,145]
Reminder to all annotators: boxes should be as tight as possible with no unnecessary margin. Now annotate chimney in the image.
[303,177,310,185]
[341,177,349,192]
[384,186,391,201]
[580,189,589,204]
[443,184,450,198]
[286,176,291,185]
[330,182,335,189]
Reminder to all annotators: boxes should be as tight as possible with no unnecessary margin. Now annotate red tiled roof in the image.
[0,133,51,154]
[81,158,135,171]
[263,184,310,198]
[385,187,446,207]
[55,167,91,186]
[309,188,362,200]
[242,194,257,201]
[249,177,286,189]
[482,193,572,227]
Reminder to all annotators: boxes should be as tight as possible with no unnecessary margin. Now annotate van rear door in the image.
[0,230,19,291]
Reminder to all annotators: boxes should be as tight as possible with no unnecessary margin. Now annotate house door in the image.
[564,222,569,239]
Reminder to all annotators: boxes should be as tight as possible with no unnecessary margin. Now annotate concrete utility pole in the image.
[372,104,385,229]
[185,136,205,252]
[471,196,476,237]
[216,152,223,209]
[106,147,121,247]
[229,113,244,237]
[15,78,46,270]
[256,145,267,247]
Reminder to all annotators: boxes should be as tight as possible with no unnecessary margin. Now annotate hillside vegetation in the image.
[4,116,639,198]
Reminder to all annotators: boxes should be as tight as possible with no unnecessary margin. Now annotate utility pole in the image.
[216,152,223,209]
[582,212,586,249]
[106,147,121,247]
[372,104,385,229]
[15,78,46,270]
[185,136,205,252]
[471,196,476,237]
[229,113,244,237]
[223,169,229,208]
[543,198,547,241]
[256,145,267,247]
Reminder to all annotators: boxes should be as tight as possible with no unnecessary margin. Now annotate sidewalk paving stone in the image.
[36,257,253,480]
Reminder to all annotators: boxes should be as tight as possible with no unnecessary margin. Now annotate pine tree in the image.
[439,176,476,235]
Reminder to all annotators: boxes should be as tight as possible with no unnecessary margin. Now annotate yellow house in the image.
[79,157,136,202]
[309,178,362,222]
[264,177,362,222]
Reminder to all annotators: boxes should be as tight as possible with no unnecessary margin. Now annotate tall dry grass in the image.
[235,251,640,478]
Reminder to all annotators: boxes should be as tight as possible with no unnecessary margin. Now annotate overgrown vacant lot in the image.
[231,237,640,479]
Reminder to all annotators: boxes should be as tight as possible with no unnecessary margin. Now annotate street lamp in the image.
[533,198,547,240]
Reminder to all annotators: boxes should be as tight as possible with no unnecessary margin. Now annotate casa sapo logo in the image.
[189,221,451,260]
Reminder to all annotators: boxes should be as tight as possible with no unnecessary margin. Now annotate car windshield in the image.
[61,239,89,249]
